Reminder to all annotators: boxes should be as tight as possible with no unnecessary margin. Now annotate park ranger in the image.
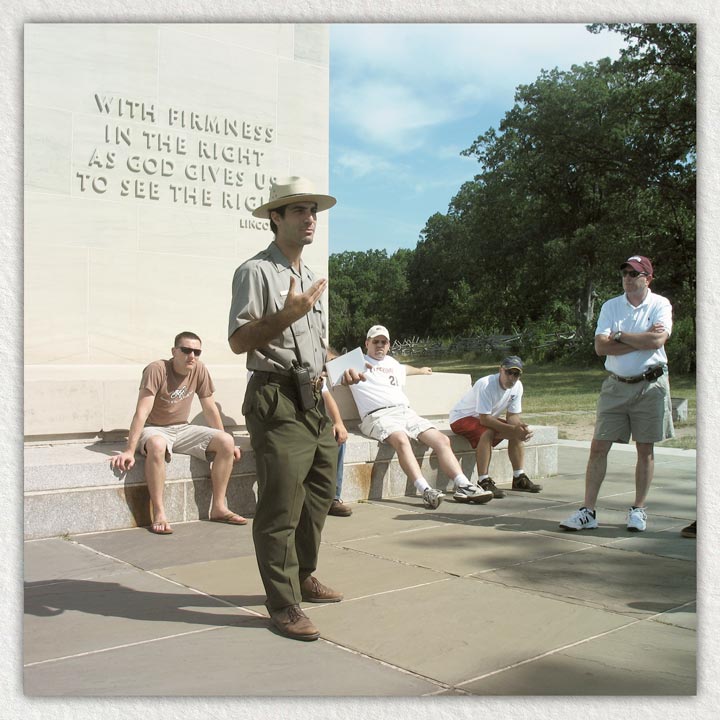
[228,177,363,641]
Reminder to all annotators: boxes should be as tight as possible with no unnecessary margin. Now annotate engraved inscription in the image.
[75,93,276,227]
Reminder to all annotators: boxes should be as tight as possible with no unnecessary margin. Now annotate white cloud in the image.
[333,80,453,149]
[331,23,627,151]
[333,148,396,178]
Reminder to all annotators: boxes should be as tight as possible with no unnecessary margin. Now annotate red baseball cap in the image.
[620,255,653,276]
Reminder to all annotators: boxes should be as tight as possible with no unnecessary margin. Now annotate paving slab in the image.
[74,518,256,570]
[367,492,563,523]
[156,542,449,617]
[22,442,697,698]
[24,537,128,583]
[337,520,591,576]
[24,624,440,697]
[475,544,696,617]
[312,576,633,686]
[320,500,450,541]
[24,564,262,665]
[459,619,695,695]
[475,505,688,548]
[650,601,697,631]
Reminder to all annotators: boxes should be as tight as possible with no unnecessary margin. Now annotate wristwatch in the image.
[613,331,623,343]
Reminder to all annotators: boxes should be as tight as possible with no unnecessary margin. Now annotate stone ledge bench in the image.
[24,423,558,540]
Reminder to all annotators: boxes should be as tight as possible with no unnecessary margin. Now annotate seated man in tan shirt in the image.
[110,331,245,534]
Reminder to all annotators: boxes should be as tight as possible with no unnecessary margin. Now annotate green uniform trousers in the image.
[244,373,338,610]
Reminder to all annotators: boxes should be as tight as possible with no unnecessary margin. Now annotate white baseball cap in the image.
[366,325,390,341]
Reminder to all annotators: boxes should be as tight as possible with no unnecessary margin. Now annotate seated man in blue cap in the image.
[449,356,541,498]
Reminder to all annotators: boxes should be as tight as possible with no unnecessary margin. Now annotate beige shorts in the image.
[139,423,223,462]
[359,406,435,443]
[593,373,674,444]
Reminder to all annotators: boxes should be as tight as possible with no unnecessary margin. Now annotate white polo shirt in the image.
[595,289,672,377]
[449,373,523,424]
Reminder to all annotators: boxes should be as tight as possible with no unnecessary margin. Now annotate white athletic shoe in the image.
[422,487,445,509]
[559,507,598,531]
[453,484,493,504]
[626,507,647,532]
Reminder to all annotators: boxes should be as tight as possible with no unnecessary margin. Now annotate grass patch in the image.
[398,353,696,448]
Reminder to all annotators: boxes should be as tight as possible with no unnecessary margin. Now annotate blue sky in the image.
[328,24,628,255]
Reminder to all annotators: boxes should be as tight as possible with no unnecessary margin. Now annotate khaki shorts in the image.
[139,423,223,462]
[593,373,674,444]
[359,406,435,443]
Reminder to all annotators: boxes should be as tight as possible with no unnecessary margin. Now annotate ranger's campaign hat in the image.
[252,176,337,218]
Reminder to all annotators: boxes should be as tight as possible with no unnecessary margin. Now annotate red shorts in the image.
[450,416,507,449]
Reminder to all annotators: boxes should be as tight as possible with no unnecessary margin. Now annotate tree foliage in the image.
[328,24,696,369]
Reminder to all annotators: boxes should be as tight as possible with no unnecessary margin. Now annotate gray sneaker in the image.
[422,487,445,509]
[453,484,493,504]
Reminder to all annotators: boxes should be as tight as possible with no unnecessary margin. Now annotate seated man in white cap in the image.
[449,356,541,498]
[348,325,492,509]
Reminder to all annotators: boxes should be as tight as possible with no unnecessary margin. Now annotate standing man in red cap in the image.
[560,255,674,533]
[228,177,364,642]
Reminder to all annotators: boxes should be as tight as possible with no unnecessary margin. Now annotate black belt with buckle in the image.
[365,405,404,419]
[254,371,324,392]
[610,365,665,384]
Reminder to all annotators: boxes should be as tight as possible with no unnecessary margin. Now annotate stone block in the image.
[23,420,558,538]
[671,397,689,423]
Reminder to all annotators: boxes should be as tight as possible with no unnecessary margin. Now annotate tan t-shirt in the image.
[141,359,215,427]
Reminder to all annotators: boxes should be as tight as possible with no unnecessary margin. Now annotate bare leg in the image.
[207,432,243,519]
[385,432,425,482]
[144,436,170,530]
[634,442,655,507]
[417,428,463,479]
[507,438,525,472]
[475,430,495,476]
[584,439,613,509]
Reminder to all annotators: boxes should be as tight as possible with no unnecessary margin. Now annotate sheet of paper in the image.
[326,347,366,386]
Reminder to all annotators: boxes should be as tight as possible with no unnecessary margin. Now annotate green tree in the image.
[329,24,695,368]
[328,249,410,350]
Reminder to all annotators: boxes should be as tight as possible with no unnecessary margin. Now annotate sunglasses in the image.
[504,368,522,377]
[621,270,648,278]
[177,346,202,357]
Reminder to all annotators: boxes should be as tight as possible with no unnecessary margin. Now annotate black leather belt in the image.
[254,370,324,392]
[365,405,403,417]
[609,365,665,384]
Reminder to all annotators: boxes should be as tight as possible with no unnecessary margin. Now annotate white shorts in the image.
[139,423,223,462]
[359,406,435,443]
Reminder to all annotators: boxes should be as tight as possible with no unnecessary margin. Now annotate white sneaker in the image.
[559,507,598,531]
[422,487,445,509]
[627,507,647,532]
[453,484,493,504]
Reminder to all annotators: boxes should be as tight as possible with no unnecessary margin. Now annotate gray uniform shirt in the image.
[228,241,327,378]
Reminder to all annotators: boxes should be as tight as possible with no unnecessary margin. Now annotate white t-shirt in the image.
[348,355,409,419]
[449,373,523,424]
[595,289,672,376]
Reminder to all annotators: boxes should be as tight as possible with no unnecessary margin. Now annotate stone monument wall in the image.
[24,23,331,439]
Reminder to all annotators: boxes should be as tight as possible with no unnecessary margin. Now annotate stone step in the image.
[24,422,558,540]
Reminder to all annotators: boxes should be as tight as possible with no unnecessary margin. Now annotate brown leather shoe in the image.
[300,575,343,603]
[269,604,320,641]
[328,499,352,517]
